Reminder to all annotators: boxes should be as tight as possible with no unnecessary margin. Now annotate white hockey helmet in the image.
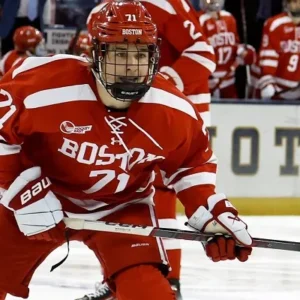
[199,0,225,12]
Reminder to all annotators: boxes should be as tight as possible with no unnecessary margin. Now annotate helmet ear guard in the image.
[88,0,161,102]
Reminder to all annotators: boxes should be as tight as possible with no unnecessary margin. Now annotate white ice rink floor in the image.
[7,216,300,300]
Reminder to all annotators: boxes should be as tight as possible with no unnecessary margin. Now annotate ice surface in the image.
[7,216,300,300]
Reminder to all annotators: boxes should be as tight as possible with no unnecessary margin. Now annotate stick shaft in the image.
[64,217,300,252]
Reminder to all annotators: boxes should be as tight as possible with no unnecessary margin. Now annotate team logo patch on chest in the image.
[60,121,92,134]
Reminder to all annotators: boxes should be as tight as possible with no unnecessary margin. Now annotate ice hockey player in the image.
[0,26,45,76]
[68,32,92,57]
[0,1,252,300]
[258,0,300,99]
[198,0,256,98]
[80,0,217,298]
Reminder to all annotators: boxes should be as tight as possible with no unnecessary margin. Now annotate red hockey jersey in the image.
[198,10,239,91]
[0,50,28,75]
[87,0,216,126]
[258,12,300,99]
[0,55,221,220]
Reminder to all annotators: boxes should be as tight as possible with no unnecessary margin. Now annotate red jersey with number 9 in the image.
[258,12,300,94]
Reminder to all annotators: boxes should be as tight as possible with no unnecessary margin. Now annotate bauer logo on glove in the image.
[20,176,51,205]
[0,166,65,242]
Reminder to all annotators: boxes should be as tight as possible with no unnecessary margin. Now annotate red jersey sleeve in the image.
[257,16,282,89]
[142,0,216,118]
[155,93,221,218]
[0,65,32,187]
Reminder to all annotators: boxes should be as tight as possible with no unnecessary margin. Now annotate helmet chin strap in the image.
[109,82,149,101]
[92,70,133,109]
[92,63,150,102]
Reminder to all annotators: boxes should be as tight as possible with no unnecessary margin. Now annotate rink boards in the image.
[186,100,300,215]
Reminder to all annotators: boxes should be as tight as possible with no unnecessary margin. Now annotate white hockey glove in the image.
[261,84,276,99]
[258,75,276,99]
[188,194,252,262]
[0,166,65,242]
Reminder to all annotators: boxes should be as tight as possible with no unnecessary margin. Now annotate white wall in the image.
[210,102,300,197]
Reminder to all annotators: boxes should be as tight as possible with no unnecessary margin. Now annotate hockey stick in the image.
[240,0,251,98]
[63,217,300,252]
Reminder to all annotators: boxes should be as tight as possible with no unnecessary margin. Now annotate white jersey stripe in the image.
[188,93,211,104]
[12,54,87,79]
[24,84,97,108]
[0,143,21,155]
[259,59,278,68]
[184,41,215,55]
[275,77,299,88]
[159,67,184,92]
[141,87,198,120]
[173,172,216,193]
[160,168,191,186]
[260,50,279,58]
[64,189,155,221]
[140,0,176,15]
[270,16,291,32]
[182,52,216,73]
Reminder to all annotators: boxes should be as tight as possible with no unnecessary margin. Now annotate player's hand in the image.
[187,194,252,262]
[0,166,65,242]
[237,44,256,65]
[261,83,276,99]
[258,75,276,99]
[204,233,252,262]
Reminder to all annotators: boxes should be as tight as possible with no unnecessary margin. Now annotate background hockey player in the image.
[0,25,45,76]
[0,1,252,300]
[258,0,300,99]
[68,32,92,57]
[198,0,256,98]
